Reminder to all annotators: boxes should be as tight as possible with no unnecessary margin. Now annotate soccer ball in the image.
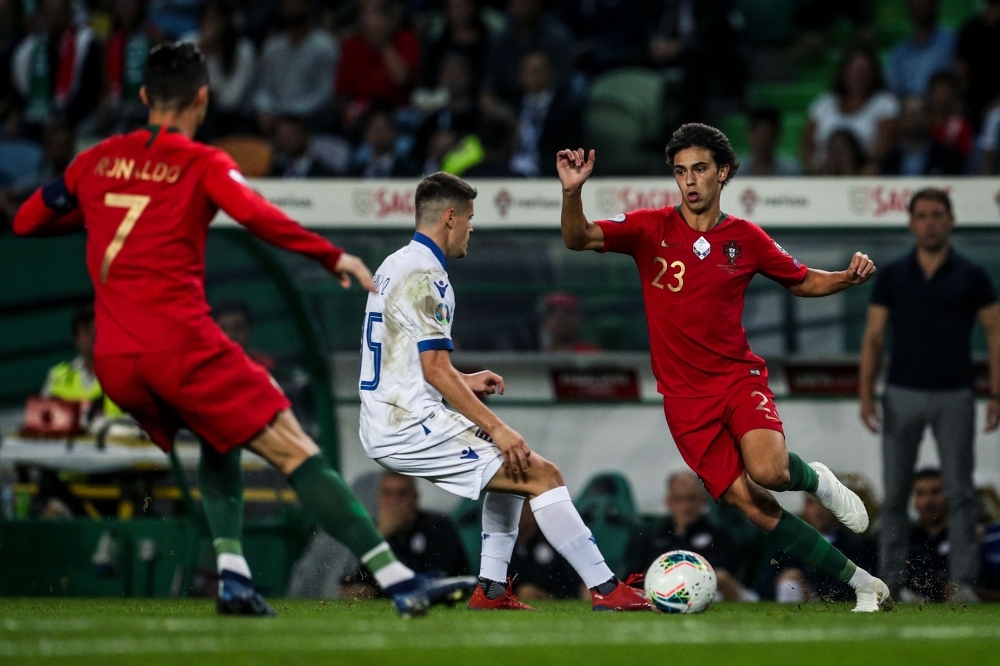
[644,550,717,614]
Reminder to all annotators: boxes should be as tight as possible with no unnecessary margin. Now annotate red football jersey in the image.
[597,206,808,398]
[19,126,343,357]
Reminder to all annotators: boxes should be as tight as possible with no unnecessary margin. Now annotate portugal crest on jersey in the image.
[723,240,741,266]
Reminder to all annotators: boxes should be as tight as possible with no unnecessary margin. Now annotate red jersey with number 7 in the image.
[16,125,344,357]
[596,206,808,398]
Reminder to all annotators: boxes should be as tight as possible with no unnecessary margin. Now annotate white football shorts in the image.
[373,417,504,500]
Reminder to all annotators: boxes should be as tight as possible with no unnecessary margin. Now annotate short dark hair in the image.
[143,41,208,111]
[832,46,885,100]
[71,304,95,335]
[665,123,740,187]
[212,301,253,325]
[414,172,477,225]
[749,107,781,132]
[908,187,953,216]
[913,468,942,483]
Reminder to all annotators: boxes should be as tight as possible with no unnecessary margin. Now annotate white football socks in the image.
[848,565,876,590]
[217,553,251,579]
[529,486,613,589]
[480,492,524,582]
[361,543,416,589]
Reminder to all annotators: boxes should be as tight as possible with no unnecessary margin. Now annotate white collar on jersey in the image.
[412,232,447,269]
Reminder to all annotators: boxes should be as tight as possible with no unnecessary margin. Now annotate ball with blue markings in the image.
[644,550,717,614]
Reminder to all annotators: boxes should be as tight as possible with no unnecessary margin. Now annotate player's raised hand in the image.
[333,253,378,292]
[492,423,532,481]
[845,252,876,285]
[556,148,596,193]
[465,370,505,395]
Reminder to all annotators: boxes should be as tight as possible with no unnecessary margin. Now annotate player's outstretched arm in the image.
[12,183,85,237]
[787,252,876,297]
[419,350,530,479]
[557,148,604,251]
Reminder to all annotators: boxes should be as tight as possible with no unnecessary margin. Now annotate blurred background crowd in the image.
[2,0,1000,229]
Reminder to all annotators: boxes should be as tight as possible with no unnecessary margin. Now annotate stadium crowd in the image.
[2,0,1000,228]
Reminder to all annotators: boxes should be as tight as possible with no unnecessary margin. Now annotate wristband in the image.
[41,177,77,215]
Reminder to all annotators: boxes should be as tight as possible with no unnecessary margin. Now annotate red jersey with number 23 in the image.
[59,126,343,357]
[596,206,808,398]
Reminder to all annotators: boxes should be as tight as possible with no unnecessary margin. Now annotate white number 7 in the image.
[101,193,151,283]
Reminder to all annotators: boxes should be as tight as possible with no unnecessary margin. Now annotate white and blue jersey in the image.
[358,233,503,499]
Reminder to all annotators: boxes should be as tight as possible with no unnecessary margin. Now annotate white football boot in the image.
[852,577,893,612]
[809,462,869,534]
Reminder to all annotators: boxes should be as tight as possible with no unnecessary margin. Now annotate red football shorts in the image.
[662,379,785,500]
[94,340,290,453]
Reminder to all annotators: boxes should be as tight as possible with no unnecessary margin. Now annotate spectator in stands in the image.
[270,115,337,178]
[859,188,1000,605]
[254,0,338,133]
[556,0,645,75]
[902,469,951,602]
[509,501,581,600]
[539,292,600,353]
[801,47,900,174]
[349,108,419,178]
[336,0,421,129]
[0,122,74,225]
[11,0,103,134]
[40,304,121,425]
[819,129,866,176]
[740,108,801,177]
[956,0,1000,131]
[791,0,874,60]
[762,493,874,603]
[626,471,754,602]
[213,302,275,369]
[926,72,974,159]
[193,0,256,139]
[480,0,573,113]
[422,0,490,89]
[647,0,747,125]
[880,97,964,176]
[978,104,1000,175]
[508,51,581,178]
[463,113,517,178]
[415,53,480,172]
[96,0,157,134]
[341,472,469,598]
[883,0,955,99]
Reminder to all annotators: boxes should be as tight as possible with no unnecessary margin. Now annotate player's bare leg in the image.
[474,454,649,611]
[725,450,891,612]
[248,409,477,616]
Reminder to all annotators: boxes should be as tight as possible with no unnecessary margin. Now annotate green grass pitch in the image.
[2,599,999,665]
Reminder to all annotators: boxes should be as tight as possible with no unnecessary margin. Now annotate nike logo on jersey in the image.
[661,241,679,247]
[460,448,480,460]
[434,280,448,297]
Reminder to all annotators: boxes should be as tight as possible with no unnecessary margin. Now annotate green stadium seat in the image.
[585,68,664,175]
[749,81,827,113]
[575,472,639,577]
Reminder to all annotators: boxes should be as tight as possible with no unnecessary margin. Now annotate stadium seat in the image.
[0,139,43,188]
[575,472,638,577]
[212,135,274,178]
[585,68,664,175]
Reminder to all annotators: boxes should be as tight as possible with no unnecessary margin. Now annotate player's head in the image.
[140,41,209,120]
[414,172,478,258]
[665,123,739,214]
[71,304,96,361]
[908,187,954,252]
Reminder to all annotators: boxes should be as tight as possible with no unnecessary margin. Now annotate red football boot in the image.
[591,575,651,612]
[467,578,536,610]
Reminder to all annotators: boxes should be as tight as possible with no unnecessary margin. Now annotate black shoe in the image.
[216,571,276,616]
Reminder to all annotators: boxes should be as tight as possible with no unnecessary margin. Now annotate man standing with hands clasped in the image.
[859,188,1000,603]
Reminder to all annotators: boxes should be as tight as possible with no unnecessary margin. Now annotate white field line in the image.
[1,623,999,657]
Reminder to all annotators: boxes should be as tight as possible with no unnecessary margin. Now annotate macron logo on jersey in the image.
[460,448,480,460]
[434,280,448,298]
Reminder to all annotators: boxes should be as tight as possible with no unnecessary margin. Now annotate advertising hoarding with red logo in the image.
[216,178,1000,229]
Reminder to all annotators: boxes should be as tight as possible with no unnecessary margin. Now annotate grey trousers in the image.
[879,386,979,591]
